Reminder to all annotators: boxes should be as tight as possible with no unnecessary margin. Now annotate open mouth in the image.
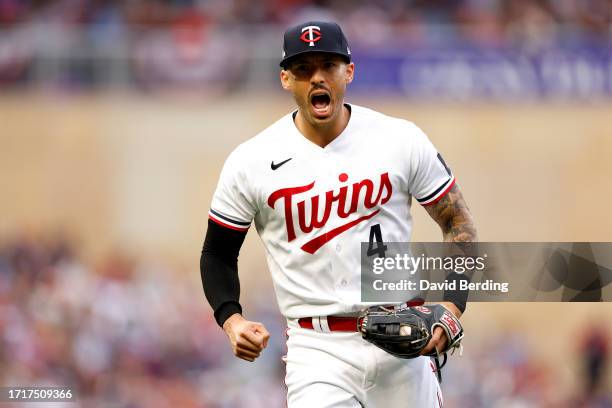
[310,91,331,117]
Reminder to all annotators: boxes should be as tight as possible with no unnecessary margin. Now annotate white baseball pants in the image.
[284,321,444,408]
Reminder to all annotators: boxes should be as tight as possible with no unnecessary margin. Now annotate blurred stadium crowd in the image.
[0,234,287,407]
[1,0,610,38]
[0,235,609,407]
[0,0,610,93]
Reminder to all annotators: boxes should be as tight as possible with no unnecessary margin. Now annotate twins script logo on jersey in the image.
[300,25,321,46]
[267,172,392,254]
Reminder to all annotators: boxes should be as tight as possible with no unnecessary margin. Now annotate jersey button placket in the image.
[327,150,349,292]
[318,150,336,283]
[321,151,343,291]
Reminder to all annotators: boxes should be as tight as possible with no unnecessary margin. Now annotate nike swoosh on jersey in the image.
[271,158,292,170]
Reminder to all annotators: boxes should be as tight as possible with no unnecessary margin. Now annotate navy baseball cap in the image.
[280,21,351,68]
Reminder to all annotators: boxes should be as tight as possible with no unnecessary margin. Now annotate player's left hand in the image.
[420,302,462,356]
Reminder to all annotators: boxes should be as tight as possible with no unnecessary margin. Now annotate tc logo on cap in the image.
[300,25,321,47]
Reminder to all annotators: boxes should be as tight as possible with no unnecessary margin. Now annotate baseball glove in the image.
[358,304,464,360]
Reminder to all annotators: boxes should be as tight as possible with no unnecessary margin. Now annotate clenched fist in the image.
[222,313,270,362]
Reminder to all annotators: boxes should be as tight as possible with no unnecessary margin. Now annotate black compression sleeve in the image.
[201,219,248,327]
[443,271,469,313]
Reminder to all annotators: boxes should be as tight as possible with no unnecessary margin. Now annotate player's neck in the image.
[295,104,350,148]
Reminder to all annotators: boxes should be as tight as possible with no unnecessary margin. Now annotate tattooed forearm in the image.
[424,184,477,242]
[425,183,476,315]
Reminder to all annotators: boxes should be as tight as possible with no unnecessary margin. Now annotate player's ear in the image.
[280,69,291,91]
[345,62,354,84]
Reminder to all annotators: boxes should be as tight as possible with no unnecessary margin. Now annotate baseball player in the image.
[201,21,477,407]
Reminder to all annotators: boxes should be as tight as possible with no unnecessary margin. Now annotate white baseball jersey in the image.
[209,104,454,319]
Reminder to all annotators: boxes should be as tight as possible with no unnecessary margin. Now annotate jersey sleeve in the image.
[406,123,456,206]
[209,147,256,232]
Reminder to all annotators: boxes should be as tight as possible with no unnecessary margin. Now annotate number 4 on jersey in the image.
[367,224,387,258]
